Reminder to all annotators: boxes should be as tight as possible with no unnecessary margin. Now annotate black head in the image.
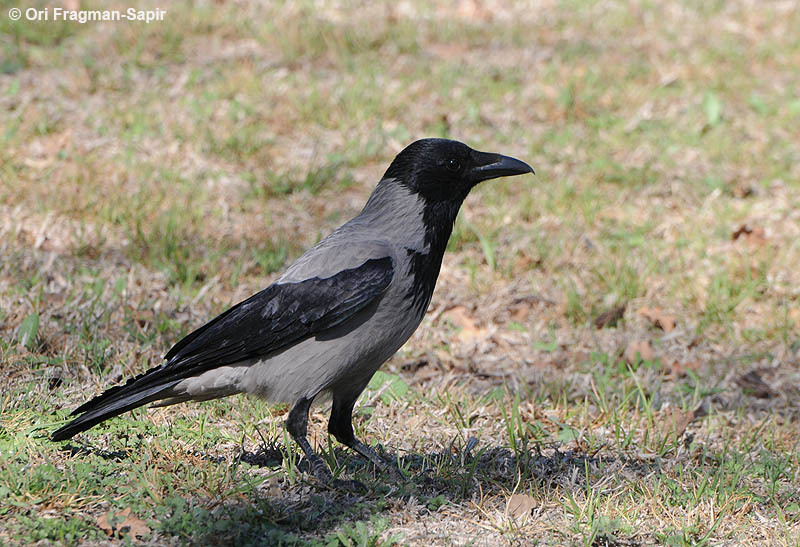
[383,138,534,202]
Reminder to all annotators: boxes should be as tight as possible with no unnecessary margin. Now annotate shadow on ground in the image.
[157,440,658,546]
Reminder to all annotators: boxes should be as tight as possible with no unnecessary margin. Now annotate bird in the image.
[51,138,534,483]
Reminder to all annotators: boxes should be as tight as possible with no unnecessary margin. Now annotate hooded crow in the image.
[52,138,534,482]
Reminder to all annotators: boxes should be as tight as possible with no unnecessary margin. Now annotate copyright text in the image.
[9,7,167,24]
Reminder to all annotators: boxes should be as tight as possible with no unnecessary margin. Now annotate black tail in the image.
[50,370,181,441]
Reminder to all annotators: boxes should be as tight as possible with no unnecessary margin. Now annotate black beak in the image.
[470,150,535,184]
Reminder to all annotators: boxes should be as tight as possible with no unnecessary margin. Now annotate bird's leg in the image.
[286,396,333,484]
[329,394,402,478]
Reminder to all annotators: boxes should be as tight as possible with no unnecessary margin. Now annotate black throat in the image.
[405,197,464,314]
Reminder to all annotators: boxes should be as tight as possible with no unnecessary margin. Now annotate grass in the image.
[1,0,800,544]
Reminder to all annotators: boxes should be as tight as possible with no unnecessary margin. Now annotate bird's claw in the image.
[385,463,406,483]
[330,478,368,491]
[309,460,366,490]
[309,458,333,483]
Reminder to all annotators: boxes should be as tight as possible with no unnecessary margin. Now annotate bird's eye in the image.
[445,158,461,172]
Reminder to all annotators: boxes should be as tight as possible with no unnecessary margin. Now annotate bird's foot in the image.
[384,460,407,483]
[348,439,406,481]
[329,478,368,491]
[308,454,333,483]
[305,453,366,491]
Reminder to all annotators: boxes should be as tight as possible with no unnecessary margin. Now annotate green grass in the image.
[2,0,800,544]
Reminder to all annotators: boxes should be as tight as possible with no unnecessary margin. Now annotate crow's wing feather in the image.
[166,255,394,369]
[66,256,394,419]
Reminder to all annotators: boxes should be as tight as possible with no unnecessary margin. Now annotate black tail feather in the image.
[69,362,171,416]
[51,381,180,441]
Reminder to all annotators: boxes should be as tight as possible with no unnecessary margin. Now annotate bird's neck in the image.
[419,198,462,257]
[405,198,462,314]
[359,179,464,314]
[360,178,462,251]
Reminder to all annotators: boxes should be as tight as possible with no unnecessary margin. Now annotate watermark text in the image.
[8,7,167,24]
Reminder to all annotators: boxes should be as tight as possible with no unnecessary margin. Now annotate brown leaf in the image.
[732,184,755,198]
[412,366,440,384]
[731,224,750,240]
[400,359,428,373]
[731,224,767,246]
[429,43,469,60]
[624,339,654,365]
[97,508,150,539]
[442,306,473,328]
[658,407,696,439]
[736,370,776,399]
[667,360,700,378]
[594,302,627,329]
[442,306,487,344]
[788,307,800,328]
[637,307,676,332]
[434,348,453,363]
[510,303,531,322]
[507,493,537,521]
[452,0,494,22]
[513,253,539,272]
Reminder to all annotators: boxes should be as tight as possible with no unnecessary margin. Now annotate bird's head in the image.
[383,138,534,203]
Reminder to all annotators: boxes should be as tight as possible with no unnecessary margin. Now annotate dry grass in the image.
[1,0,799,545]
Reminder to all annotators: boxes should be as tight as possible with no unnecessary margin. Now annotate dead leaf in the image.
[510,303,531,322]
[731,224,767,246]
[731,224,752,240]
[594,302,627,329]
[442,306,487,344]
[507,493,537,521]
[658,406,696,439]
[412,366,439,384]
[624,339,654,365]
[788,307,800,328]
[733,184,755,198]
[736,370,776,399]
[97,508,150,539]
[401,359,439,383]
[637,307,676,332]
[514,253,539,272]
[452,0,494,22]
[400,359,428,373]
[667,360,700,378]
[429,43,469,60]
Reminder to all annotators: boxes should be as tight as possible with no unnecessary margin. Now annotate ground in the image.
[1,0,799,545]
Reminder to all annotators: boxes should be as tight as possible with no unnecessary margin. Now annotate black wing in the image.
[169,256,393,366]
[52,257,393,440]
